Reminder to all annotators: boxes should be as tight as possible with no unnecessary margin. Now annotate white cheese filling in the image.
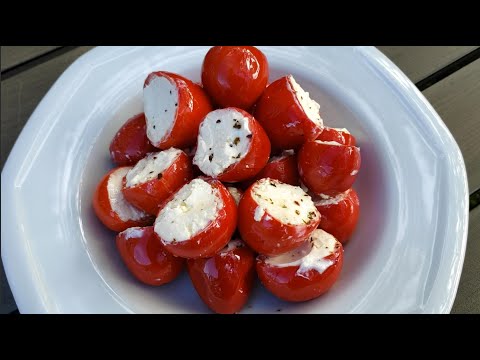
[193,108,252,177]
[154,178,222,243]
[125,148,181,188]
[251,178,319,225]
[144,74,179,146]
[315,140,343,146]
[299,181,310,194]
[264,229,338,277]
[227,187,242,206]
[219,239,244,258]
[288,75,323,128]
[269,149,295,163]
[120,227,145,240]
[254,206,265,221]
[107,167,149,222]
[314,189,351,207]
[333,127,350,134]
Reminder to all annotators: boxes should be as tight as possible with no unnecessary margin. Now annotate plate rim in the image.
[1,46,469,314]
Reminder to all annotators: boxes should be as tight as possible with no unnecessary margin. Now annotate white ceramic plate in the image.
[1,46,469,314]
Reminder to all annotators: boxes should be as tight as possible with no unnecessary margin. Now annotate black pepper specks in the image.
[246,134,252,138]
[294,200,300,206]
[165,109,168,112]
[216,119,221,123]
[233,119,242,129]
[209,154,214,162]
[270,182,277,187]
[175,103,178,107]
[153,125,156,129]
[233,137,240,146]
[307,211,316,220]
[169,90,172,95]
[295,210,300,215]
[157,173,163,180]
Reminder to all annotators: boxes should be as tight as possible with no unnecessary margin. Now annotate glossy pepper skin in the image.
[316,127,356,146]
[201,46,269,110]
[144,71,213,149]
[256,238,344,302]
[122,150,193,216]
[206,108,271,183]
[240,151,299,189]
[298,141,361,195]
[155,178,238,259]
[187,241,255,314]
[314,189,360,245]
[93,167,154,232]
[254,75,323,151]
[237,179,321,256]
[116,226,185,286]
[109,113,157,166]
